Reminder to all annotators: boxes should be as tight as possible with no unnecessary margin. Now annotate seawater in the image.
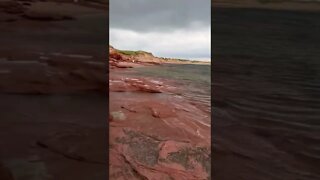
[130,64,211,113]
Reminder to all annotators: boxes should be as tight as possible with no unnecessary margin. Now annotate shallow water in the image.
[129,64,211,113]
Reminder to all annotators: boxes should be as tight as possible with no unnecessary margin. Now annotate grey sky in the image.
[110,0,211,61]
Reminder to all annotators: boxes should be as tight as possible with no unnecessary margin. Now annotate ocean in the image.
[131,64,211,113]
[212,7,320,179]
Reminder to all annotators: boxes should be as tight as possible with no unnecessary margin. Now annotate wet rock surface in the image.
[0,94,108,180]
[0,1,108,179]
[109,47,211,179]
[0,52,106,94]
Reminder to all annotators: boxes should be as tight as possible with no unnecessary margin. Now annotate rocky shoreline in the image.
[109,46,211,179]
[0,1,108,179]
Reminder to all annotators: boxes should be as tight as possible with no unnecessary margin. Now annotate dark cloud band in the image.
[110,0,211,32]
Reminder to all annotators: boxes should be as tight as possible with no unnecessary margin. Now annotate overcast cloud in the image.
[110,0,211,61]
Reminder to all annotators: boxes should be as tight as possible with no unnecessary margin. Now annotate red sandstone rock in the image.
[109,75,179,94]
[0,52,106,94]
[109,46,211,179]
[109,45,166,70]
[109,92,211,179]
[115,62,133,68]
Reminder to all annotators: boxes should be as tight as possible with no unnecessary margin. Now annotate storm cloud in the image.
[110,0,211,61]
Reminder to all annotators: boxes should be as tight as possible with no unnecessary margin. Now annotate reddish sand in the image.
[109,46,211,179]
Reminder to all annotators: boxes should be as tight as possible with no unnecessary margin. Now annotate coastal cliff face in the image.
[109,46,211,179]
[109,46,162,68]
[109,46,209,69]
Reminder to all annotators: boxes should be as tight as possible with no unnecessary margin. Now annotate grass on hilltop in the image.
[118,50,152,56]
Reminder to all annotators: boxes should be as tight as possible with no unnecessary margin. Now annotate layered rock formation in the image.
[0,51,106,94]
[109,46,211,179]
[0,0,107,94]
[0,1,108,179]
[109,46,162,69]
